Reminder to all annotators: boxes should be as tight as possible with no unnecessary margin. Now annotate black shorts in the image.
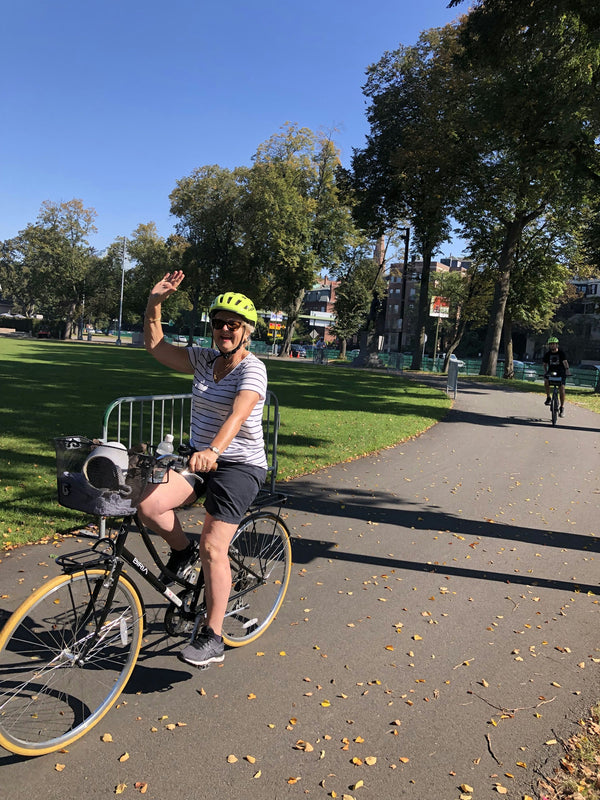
[191,461,266,524]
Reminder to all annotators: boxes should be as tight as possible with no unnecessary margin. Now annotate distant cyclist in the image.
[543,337,571,417]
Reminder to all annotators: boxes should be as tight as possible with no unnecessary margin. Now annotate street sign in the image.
[430,296,449,318]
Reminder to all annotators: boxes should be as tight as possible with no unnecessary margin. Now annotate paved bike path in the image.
[1,379,599,800]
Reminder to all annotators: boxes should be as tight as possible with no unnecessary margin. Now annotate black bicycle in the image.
[0,436,292,756]
[547,371,563,426]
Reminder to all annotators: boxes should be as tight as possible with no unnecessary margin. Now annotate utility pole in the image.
[116,237,126,346]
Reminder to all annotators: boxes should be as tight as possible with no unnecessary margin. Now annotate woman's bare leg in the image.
[137,472,197,550]
[199,513,238,636]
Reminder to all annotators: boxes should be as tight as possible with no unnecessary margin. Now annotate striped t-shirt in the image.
[186,348,268,469]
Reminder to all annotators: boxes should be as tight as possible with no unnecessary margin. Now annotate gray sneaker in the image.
[179,626,225,667]
[160,540,199,585]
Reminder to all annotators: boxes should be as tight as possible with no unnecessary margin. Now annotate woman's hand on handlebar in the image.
[188,449,219,473]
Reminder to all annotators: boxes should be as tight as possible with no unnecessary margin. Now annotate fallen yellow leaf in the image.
[101,733,113,743]
[245,755,256,764]
[350,780,364,790]
[294,740,314,752]
[115,784,127,795]
[134,783,148,794]
[55,764,66,772]
[365,756,377,766]
[227,754,238,763]
[118,752,129,762]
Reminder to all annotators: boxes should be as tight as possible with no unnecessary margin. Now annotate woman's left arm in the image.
[188,390,261,472]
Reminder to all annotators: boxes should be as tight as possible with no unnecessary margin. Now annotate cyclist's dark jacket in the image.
[543,349,567,376]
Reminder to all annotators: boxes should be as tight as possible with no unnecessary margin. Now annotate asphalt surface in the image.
[1,378,600,800]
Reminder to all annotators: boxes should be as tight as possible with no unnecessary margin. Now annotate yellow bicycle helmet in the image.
[209,292,258,326]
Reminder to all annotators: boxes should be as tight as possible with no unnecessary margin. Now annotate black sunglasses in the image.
[211,318,244,331]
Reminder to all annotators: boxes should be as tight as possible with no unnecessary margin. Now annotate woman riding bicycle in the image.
[543,336,571,418]
[139,272,267,667]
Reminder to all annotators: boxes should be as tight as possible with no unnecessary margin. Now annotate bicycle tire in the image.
[222,512,292,647]
[551,388,559,426]
[0,569,144,756]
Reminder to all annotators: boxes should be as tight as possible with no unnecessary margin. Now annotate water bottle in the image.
[155,433,174,456]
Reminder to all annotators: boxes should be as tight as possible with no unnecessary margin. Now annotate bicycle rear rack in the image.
[56,540,115,573]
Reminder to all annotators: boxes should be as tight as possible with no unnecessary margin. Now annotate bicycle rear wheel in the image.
[222,512,292,647]
[0,570,143,756]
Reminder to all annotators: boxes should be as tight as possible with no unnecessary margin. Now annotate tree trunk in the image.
[411,247,433,370]
[64,302,78,339]
[442,314,469,372]
[479,218,524,376]
[502,314,514,378]
[279,290,305,357]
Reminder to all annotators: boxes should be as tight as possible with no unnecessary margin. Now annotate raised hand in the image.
[148,271,185,306]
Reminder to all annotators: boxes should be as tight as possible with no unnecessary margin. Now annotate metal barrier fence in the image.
[101,390,280,493]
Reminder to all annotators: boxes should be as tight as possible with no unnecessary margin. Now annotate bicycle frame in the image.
[63,514,200,593]
[54,491,288,657]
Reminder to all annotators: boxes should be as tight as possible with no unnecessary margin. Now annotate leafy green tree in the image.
[432,267,493,371]
[169,165,248,336]
[243,124,359,355]
[352,24,472,369]
[1,227,49,318]
[329,243,381,356]
[501,219,575,375]
[0,200,97,337]
[451,2,600,374]
[122,224,190,329]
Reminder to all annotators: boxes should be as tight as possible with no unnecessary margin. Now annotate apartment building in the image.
[383,257,470,352]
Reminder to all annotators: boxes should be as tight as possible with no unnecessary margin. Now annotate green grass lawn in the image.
[0,338,452,547]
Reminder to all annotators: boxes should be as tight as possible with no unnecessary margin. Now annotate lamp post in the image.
[116,237,126,346]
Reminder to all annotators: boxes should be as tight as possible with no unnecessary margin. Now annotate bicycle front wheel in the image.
[551,390,559,426]
[0,569,144,756]
[223,512,292,647]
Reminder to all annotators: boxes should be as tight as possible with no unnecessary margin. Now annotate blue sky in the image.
[2,0,469,256]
